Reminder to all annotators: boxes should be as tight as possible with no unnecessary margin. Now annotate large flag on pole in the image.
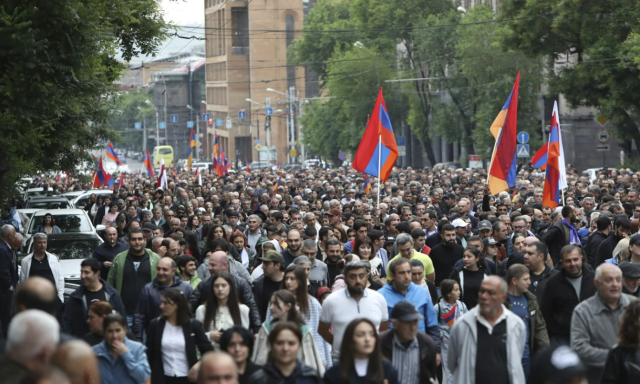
[187,128,195,169]
[93,156,114,188]
[143,150,154,178]
[157,158,167,189]
[542,101,568,208]
[488,72,520,195]
[531,145,548,169]
[106,143,123,166]
[352,88,398,183]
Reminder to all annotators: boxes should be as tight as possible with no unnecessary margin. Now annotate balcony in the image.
[232,46,249,55]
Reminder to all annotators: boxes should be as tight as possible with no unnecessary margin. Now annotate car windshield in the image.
[29,214,93,234]
[43,239,102,260]
[159,148,172,154]
[26,201,70,209]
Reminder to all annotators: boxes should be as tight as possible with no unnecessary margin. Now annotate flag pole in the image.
[377,135,382,209]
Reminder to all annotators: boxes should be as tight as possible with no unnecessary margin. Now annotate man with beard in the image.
[595,217,630,266]
[281,228,302,267]
[540,245,596,346]
[318,261,389,356]
[619,261,640,297]
[429,224,464,287]
[541,206,583,265]
[176,255,201,290]
[586,216,611,268]
[324,239,343,287]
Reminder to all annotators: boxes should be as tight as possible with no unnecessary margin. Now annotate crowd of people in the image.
[1,162,640,383]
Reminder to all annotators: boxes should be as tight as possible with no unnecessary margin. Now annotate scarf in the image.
[562,218,581,245]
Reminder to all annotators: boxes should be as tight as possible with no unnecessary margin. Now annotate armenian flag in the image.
[143,150,154,178]
[363,174,371,195]
[246,157,251,173]
[106,143,123,166]
[352,88,398,183]
[542,101,568,208]
[488,72,520,195]
[93,156,114,188]
[212,133,219,172]
[531,145,548,170]
[442,305,457,327]
[272,175,282,199]
[118,173,124,190]
[187,128,195,169]
[55,173,61,183]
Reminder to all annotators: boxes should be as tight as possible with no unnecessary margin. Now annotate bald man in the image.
[190,251,261,333]
[52,340,100,384]
[198,352,238,384]
[92,226,128,278]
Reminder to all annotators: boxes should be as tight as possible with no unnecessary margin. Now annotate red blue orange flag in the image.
[363,174,371,195]
[106,143,123,166]
[246,157,251,173]
[488,72,520,195]
[187,128,195,169]
[118,173,124,190]
[352,88,398,182]
[542,101,567,208]
[55,173,61,183]
[93,156,113,188]
[143,150,154,178]
[531,145,548,170]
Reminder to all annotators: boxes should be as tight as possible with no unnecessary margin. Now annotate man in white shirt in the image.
[318,261,389,357]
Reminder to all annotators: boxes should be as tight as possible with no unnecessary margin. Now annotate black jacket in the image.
[541,220,571,264]
[379,330,436,384]
[585,230,608,268]
[529,263,558,306]
[146,317,213,384]
[62,279,125,337]
[540,267,597,339]
[92,241,129,278]
[0,240,17,291]
[190,274,261,333]
[601,345,640,384]
[248,361,322,384]
[324,359,399,384]
[595,233,624,267]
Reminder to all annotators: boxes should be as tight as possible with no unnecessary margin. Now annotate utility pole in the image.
[155,109,159,147]
[142,113,147,154]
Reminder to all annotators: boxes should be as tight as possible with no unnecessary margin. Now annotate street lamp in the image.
[137,105,148,155]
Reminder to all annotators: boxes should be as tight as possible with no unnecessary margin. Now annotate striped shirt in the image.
[391,335,420,384]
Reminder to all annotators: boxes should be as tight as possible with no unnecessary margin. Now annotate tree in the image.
[109,89,155,151]
[501,0,640,155]
[0,0,167,197]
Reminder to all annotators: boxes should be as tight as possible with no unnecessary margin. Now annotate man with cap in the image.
[476,220,492,240]
[379,301,438,384]
[528,346,587,384]
[570,263,634,384]
[451,218,468,248]
[586,215,611,268]
[252,250,285,321]
[595,217,631,267]
[619,261,640,297]
[141,222,154,242]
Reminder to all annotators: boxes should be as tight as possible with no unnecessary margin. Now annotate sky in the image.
[127,0,205,64]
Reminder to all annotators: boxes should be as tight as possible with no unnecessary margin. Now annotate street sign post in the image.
[266,107,273,116]
[596,144,610,152]
[516,144,530,158]
[226,117,232,129]
[202,113,210,122]
[239,109,246,120]
[134,122,142,129]
[397,136,406,157]
[517,132,530,144]
[187,121,194,128]
[216,119,223,127]
[338,151,347,161]
[469,155,482,168]
[170,114,178,123]
[159,122,166,129]
[597,130,610,143]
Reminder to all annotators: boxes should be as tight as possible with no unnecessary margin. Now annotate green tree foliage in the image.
[0,0,167,196]
[109,89,155,151]
[501,0,640,154]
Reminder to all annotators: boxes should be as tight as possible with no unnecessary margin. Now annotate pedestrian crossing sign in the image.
[516,144,530,158]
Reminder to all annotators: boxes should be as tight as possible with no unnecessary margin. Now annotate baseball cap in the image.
[142,222,155,232]
[260,250,285,264]
[390,301,424,322]
[629,234,640,246]
[483,237,497,246]
[619,261,640,279]
[477,220,492,231]
[528,346,586,384]
[384,236,396,245]
[117,199,125,204]
[451,218,467,228]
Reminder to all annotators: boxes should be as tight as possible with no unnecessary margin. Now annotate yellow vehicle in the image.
[152,146,174,168]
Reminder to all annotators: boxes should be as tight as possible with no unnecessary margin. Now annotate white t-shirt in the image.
[319,288,388,354]
[161,322,189,377]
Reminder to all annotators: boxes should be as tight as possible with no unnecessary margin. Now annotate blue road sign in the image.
[396,136,406,146]
[216,119,223,126]
[254,139,263,144]
[170,114,179,123]
[134,122,142,129]
[516,144,530,158]
[159,122,166,129]
[266,107,273,116]
[517,131,530,144]
[187,121,194,128]
[202,113,210,122]
[239,109,246,120]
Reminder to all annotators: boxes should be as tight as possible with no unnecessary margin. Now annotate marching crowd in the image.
[2,163,640,384]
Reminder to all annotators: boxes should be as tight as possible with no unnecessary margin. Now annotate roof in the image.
[42,232,102,241]
[32,209,88,216]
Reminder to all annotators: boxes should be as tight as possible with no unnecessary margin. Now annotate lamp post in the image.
[137,106,147,155]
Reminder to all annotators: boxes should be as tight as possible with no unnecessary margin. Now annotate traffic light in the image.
[265,116,271,129]
[208,118,213,126]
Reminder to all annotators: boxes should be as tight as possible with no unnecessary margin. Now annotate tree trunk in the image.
[0,148,11,199]
[418,122,437,166]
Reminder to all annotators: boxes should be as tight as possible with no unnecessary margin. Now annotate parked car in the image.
[15,208,40,233]
[176,158,188,170]
[303,159,328,170]
[23,209,103,252]
[23,188,45,201]
[191,162,211,172]
[283,163,303,172]
[24,196,73,210]
[61,190,86,202]
[241,161,273,171]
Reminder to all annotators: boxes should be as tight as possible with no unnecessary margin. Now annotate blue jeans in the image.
[126,315,133,329]
[522,356,530,379]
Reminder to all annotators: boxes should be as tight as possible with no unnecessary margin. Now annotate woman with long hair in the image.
[248,322,323,384]
[93,313,151,384]
[101,203,119,228]
[186,215,200,239]
[352,237,385,279]
[229,230,250,269]
[183,230,201,263]
[195,272,249,348]
[324,318,399,384]
[602,300,640,383]
[220,326,261,384]
[433,279,468,384]
[266,265,332,367]
[252,290,324,375]
[449,246,490,309]
[146,288,213,384]
[35,213,62,234]
[90,195,105,221]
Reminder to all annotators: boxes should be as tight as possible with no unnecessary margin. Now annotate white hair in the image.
[7,309,59,360]
[595,263,622,281]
